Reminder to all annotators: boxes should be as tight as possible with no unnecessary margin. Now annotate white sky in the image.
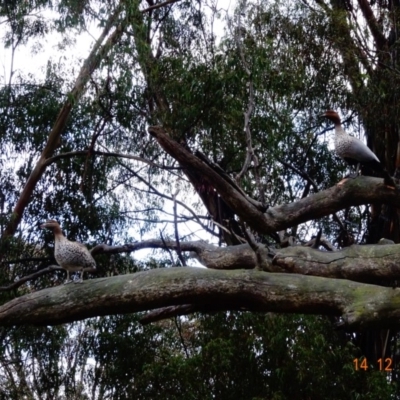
[1,0,235,84]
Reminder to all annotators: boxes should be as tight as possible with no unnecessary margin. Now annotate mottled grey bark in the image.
[0,267,399,328]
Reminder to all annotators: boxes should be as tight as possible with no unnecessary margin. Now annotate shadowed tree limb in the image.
[91,239,400,284]
[1,268,400,328]
[4,233,400,292]
[149,126,400,235]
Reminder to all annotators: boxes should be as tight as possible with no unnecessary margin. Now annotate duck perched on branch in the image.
[41,220,96,283]
[321,110,394,186]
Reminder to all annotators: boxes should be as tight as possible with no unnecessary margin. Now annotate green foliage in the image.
[0,0,399,398]
[1,313,393,399]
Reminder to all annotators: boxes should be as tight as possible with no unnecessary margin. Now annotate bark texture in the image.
[1,267,399,328]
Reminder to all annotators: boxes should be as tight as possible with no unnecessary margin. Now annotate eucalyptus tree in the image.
[0,0,400,397]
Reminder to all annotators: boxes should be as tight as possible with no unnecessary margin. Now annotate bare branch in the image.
[89,239,209,256]
[0,265,97,292]
[0,265,63,291]
[234,2,257,184]
[159,231,176,265]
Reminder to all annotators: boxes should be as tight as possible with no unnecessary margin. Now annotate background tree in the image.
[1,0,400,397]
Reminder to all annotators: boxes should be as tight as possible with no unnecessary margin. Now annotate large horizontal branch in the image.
[266,176,397,231]
[90,239,261,270]
[176,240,400,284]
[148,126,399,234]
[90,239,207,256]
[4,239,398,292]
[93,239,400,283]
[0,268,400,328]
[182,241,400,283]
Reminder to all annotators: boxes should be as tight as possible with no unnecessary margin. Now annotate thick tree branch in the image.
[149,126,400,234]
[194,151,266,210]
[273,243,400,283]
[0,268,400,328]
[148,126,275,230]
[5,238,399,292]
[90,239,209,256]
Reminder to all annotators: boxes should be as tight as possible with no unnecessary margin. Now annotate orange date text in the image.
[353,357,393,371]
